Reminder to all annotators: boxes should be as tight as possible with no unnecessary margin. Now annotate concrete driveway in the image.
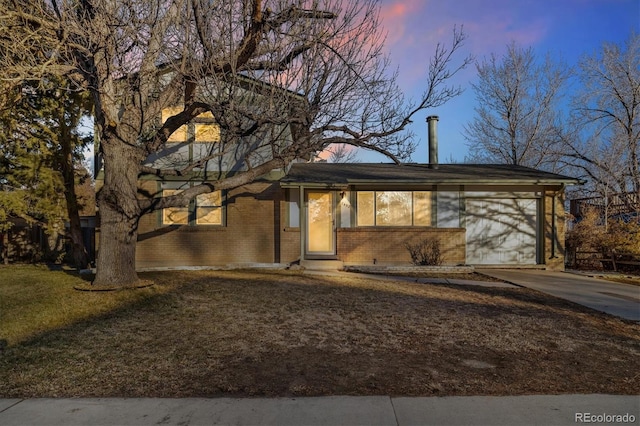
[481,269,640,322]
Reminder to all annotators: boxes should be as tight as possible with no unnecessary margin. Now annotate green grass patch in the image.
[0,265,163,346]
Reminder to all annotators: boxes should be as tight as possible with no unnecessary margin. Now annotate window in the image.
[196,191,223,225]
[413,192,432,226]
[161,186,223,226]
[194,123,220,143]
[161,107,220,144]
[286,189,300,228]
[376,191,412,226]
[161,106,187,143]
[356,191,375,226]
[194,111,220,143]
[356,191,432,226]
[162,189,189,225]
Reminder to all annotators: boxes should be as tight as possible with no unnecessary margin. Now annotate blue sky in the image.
[84,1,638,169]
[354,0,640,163]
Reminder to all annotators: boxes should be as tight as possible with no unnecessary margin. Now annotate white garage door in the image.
[466,198,538,265]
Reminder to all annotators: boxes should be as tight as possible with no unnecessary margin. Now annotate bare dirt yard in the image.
[1,269,638,397]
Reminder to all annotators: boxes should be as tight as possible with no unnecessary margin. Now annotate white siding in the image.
[437,191,460,228]
[465,198,538,265]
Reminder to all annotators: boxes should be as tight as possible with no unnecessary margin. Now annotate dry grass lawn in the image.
[1,267,639,397]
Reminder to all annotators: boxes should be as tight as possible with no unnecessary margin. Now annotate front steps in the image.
[300,260,345,270]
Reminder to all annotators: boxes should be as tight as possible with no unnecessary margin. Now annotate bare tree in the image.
[464,42,570,169]
[0,0,470,287]
[561,32,639,211]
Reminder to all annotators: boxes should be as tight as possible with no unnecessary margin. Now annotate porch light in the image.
[340,191,351,208]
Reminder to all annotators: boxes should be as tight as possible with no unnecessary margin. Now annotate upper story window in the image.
[161,107,220,144]
[162,106,187,143]
[194,111,220,143]
[356,191,432,226]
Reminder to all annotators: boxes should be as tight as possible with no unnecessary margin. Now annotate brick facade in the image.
[126,182,567,270]
[135,181,286,268]
[337,227,466,265]
[280,228,301,264]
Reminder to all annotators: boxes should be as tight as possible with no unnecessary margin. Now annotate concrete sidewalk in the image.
[481,269,640,321]
[1,395,638,425]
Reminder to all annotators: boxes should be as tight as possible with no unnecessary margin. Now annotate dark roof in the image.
[281,163,580,186]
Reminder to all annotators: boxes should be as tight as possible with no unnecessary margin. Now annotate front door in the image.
[305,191,335,256]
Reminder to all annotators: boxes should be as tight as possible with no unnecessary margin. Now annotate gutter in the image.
[280,179,581,188]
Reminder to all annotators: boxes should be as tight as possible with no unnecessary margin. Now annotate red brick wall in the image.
[337,227,466,265]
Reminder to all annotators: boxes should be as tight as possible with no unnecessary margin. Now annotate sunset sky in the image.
[357,0,640,163]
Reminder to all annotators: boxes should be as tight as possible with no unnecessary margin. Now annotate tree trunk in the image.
[1,232,8,265]
[93,200,140,287]
[66,209,89,270]
[59,129,90,270]
[92,137,144,288]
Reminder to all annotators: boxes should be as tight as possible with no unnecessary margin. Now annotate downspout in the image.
[551,191,557,259]
[550,184,564,260]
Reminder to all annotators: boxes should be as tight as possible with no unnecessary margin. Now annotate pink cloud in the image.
[379,0,425,45]
[385,3,409,17]
[315,143,358,162]
[377,0,552,91]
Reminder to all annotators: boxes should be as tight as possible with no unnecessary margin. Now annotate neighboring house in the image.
[1,178,96,265]
[127,114,580,271]
[0,218,50,264]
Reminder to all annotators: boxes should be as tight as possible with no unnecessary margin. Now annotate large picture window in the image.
[356,191,432,226]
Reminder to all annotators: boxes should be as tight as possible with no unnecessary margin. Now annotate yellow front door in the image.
[306,191,335,255]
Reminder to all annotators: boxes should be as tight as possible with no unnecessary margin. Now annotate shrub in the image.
[567,207,640,269]
[566,208,604,254]
[603,219,640,256]
[404,238,443,266]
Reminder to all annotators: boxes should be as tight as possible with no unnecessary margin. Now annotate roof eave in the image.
[280,178,580,187]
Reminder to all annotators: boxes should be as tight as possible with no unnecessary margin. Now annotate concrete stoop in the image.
[300,260,345,270]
